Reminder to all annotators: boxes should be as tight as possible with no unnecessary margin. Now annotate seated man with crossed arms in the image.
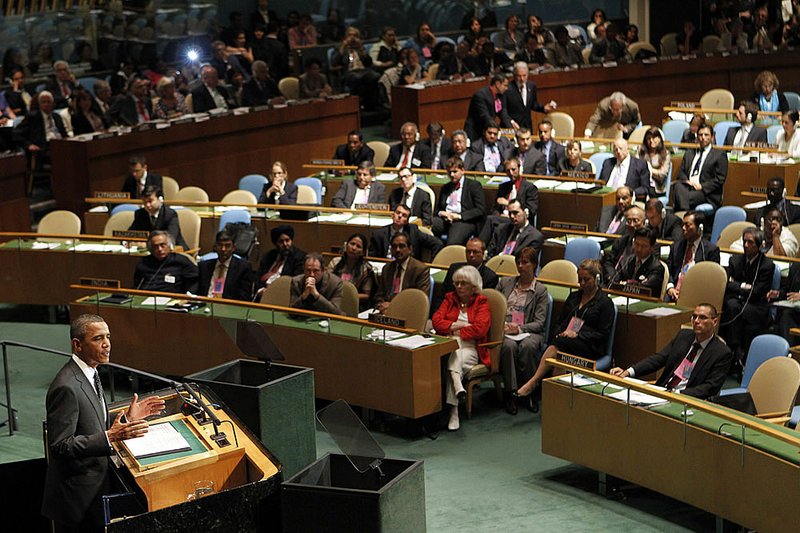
[289,252,345,315]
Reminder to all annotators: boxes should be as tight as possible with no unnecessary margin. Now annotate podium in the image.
[105,385,282,532]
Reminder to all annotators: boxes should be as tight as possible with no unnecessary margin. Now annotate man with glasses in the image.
[388,167,432,225]
[331,160,386,208]
[611,303,733,399]
[469,124,514,173]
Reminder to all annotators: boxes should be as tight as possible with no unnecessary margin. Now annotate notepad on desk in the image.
[606,389,669,407]
[387,335,436,349]
[123,422,191,459]
[140,296,172,306]
[637,307,683,317]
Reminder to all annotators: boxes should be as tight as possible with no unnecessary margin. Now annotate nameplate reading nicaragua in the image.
[79,277,121,289]
[610,282,652,297]
[112,230,149,239]
[368,314,405,328]
[560,170,595,180]
[355,203,390,211]
[551,220,588,232]
[555,352,595,370]
[94,191,130,199]
[312,159,345,166]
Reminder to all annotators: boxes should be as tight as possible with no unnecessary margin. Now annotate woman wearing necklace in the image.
[326,233,375,310]
[432,265,491,431]
[497,248,549,415]
[516,258,614,411]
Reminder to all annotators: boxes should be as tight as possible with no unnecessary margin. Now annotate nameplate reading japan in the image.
[368,314,406,328]
[555,352,596,370]
[355,203,390,211]
[94,191,130,199]
[112,230,149,239]
[79,277,121,289]
[551,221,588,232]
[610,282,652,297]
[312,159,345,166]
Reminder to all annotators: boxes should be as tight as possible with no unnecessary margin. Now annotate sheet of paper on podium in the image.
[123,421,191,459]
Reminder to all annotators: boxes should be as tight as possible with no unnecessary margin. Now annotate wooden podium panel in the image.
[725,160,800,207]
[0,154,28,232]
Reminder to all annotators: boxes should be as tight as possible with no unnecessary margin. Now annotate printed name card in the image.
[369,314,406,328]
[355,203,390,211]
[94,191,130,199]
[610,282,652,297]
[750,186,767,194]
[312,159,345,166]
[112,230,149,239]
[555,352,596,370]
[670,101,700,109]
[560,170,596,180]
[79,277,121,288]
[551,221,588,232]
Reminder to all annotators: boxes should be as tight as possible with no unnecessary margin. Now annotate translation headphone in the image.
[698,222,704,235]
[746,112,753,123]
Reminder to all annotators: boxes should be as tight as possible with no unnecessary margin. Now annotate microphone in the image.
[136,257,167,291]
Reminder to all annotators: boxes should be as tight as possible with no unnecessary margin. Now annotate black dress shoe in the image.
[504,394,518,415]
[528,396,539,413]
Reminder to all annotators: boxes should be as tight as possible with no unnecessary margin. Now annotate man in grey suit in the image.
[449,129,482,171]
[43,314,164,531]
[331,161,387,208]
[289,253,345,315]
[512,128,547,176]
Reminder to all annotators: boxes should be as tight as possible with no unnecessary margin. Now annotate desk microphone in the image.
[136,258,167,291]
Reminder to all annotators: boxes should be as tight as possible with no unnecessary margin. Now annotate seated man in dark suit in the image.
[290,252,345,315]
[468,124,515,173]
[46,60,78,109]
[448,129,482,170]
[258,161,298,204]
[645,198,682,241]
[191,65,234,113]
[257,224,306,289]
[241,60,285,107]
[109,76,153,126]
[602,205,645,285]
[478,159,538,243]
[722,227,775,362]
[611,303,733,399]
[757,177,800,226]
[374,232,431,313]
[331,161,387,208]
[512,128,546,176]
[133,231,198,293]
[421,122,452,170]
[666,210,720,302]
[129,186,188,249]
[121,155,163,199]
[724,100,769,152]
[370,203,443,260]
[597,185,634,235]
[463,73,513,141]
[332,130,375,166]
[599,138,652,200]
[13,91,66,166]
[609,226,664,294]
[198,229,255,301]
[385,122,432,169]
[432,157,487,245]
[433,237,499,313]
[673,123,728,211]
[388,167,432,225]
[487,199,544,258]
[533,120,565,176]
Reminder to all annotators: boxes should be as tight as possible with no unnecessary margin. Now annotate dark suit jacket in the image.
[456,149,484,171]
[632,330,733,399]
[14,110,67,149]
[388,187,432,225]
[259,180,298,205]
[597,205,627,235]
[487,222,545,258]
[750,91,790,113]
[121,172,163,199]
[375,256,431,305]
[385,143,432,169]
[42,359,112,526]
[514,147,547,176]
[599,156,653,199]
[433,261,499,312]
[70,110,109,135]
[198,256,255,301]
[435,178,486,224]
[667,237,721,285]
[110,95,154,126]
[369,223,443,260]
[723,125,769,146]
[496,275,549,336]
[46,79,78,108]
[289,271,345,315]
[533,140,565,176]
[492,178,539,219]
[756,201,800,226]
[421,137,452,167]
[677,148,728,208]
[258,246,307,281]
[653,213,683,241]
[241,77,281,106]
[505,80,545,130]
[331,179,387,208]
[464,85,513,141]
[615,253,664,295]
[134,253,199,293]
[468,137,515,171]
[190,84,233,113]
[602,233,634,284]
[725,252,775,305]
[333,144,375,166]
[129,205,188,249]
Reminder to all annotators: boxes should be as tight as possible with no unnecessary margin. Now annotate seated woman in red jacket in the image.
[432,265,491,432]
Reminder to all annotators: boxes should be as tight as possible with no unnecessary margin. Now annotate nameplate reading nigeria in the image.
[369,314,406,328]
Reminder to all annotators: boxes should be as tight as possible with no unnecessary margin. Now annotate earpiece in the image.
[747,112,753,123]
[595,273,601,285]
[698,223,704,235]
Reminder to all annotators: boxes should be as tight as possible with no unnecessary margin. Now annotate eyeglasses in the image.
[690,314,714,321]
[453,280,472,287]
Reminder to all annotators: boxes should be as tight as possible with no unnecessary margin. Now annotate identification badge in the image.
[412,158,421,166]
[566,316,584,333]
[212,278,224,295]
[511,309,524,325]
[164,274,176,284]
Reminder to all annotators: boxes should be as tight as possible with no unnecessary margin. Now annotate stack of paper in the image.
[123,422,191,459]
[387,335,436,349]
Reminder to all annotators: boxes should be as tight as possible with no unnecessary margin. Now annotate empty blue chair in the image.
[294,177,323,204]
[564,238,601,267]
[662,119,689,145]
[767,124,782,145]
[710,205,746,245]
[588,152,614,180]
[218,209,250,231]
[719,334,789,396]
[713,121,739,146]
[78,76,100,95]
[238,174,268,200]
[695,203,716,218]
[111,203,139,216]
[595,304,618,371]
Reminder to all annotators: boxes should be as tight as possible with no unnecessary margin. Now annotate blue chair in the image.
[588,153,614,180]
[564,24,589,47]
[695,203,716,219]
[199,251,218,262]
[435,36,456,47]
[767,124,782,145]
[656,160,673,207]
[770,263,782,321]
[564,238,601,267]
[294,177,323,204]
[719,334,789,396]
[111,203,139,216]
[78,76,100,95]
[710,205,746,245]
[218,209,250,231]
[595,304,618,371]
[713,121,739,146]
[662,119,689,145]
[784,91,800,112]
[238,174,268,200]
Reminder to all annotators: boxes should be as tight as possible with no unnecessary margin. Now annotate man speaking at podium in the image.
[42,314,165,532]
